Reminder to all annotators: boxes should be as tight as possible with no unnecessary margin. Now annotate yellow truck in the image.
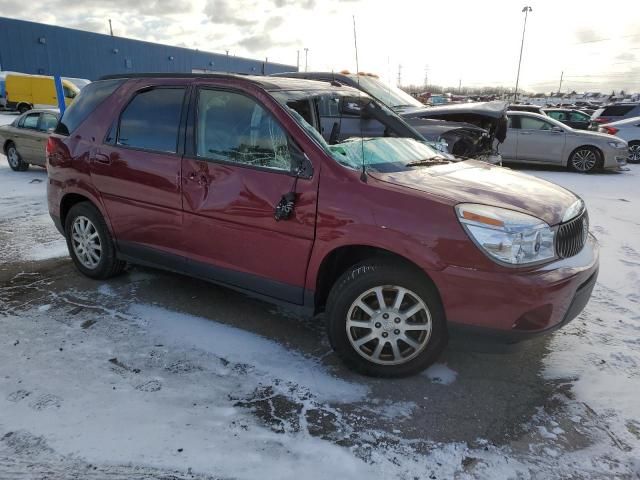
[5,74,80,113]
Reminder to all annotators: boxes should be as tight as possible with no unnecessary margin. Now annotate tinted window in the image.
[55,79,124,135]
[520,117,552,130]
[569,111,589,122]
[21,113,40,129]
[117,88,185,153]
[547,111,567,121]
[40,113,58,131]
[601,105,635,116]
[196,90,291,172]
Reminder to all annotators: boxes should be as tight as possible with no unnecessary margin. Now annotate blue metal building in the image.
[0,17,297,80]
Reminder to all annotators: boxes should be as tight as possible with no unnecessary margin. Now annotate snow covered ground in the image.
[0,114,639,478]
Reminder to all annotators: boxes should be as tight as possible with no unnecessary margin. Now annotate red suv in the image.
[46,74,599,377]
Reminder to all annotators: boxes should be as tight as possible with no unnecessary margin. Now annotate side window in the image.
[547,111,565,121]
[317,96,340,117]
[21,113,40,129]
[520,117,552,131]
[196,89,291,172]
[40,113,58,131]
[569,111,587,122]
[117,88,185,153]
[507,116,517,129]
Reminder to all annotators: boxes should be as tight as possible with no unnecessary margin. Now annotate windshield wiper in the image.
[405,157,450,167]
[392,104,417,109]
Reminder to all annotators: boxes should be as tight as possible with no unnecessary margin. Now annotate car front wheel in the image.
[65,202,125,279]
[628,141,640,163]
[569,147,600,173]
[6,143,29,171]
[325,260,447,377]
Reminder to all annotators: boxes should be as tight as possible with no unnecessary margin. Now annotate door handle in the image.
[94,153,111,165]
[187,171,209,186]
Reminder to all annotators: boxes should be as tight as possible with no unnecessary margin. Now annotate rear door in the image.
[181,84,319,303]
[499,115,518,160]
[90,81,190,263]
[516,116,566,164]
[14,112,42,162]
[28,112,58,166]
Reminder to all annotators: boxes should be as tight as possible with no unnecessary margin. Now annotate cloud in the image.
[616,52,635,61]
[204,0,257,26]
[574,28,601,43]
[238,31,295,52]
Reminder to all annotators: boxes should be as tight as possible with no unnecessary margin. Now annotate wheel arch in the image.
[313,244,441,314]
[567,144,603,168]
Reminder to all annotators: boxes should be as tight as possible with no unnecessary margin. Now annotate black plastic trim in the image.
[116,240,308,307]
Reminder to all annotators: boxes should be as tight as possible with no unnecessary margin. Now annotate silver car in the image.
[501,112,628,173]
[598,116,640,163]
[0,109,59,171]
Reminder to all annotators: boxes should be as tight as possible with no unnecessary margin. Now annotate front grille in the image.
[556,211,588,259]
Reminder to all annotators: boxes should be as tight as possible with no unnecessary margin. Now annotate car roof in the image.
[543,108,583,112]
[99,72,351,93]
[21,108,59,115]
[603,115,640,127]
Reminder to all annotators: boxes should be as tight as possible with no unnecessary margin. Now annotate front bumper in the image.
[430,234,599,343]
[602,145,628,169]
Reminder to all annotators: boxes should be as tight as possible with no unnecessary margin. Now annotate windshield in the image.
[354,76,423,110]
[328,137,443,172]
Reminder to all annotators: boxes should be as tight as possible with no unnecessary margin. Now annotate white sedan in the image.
[598,116,640,163]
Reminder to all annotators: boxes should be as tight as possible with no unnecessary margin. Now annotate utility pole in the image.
[304,48,309,72]
[296,50,300,71]
[108,19,113,36]
[514,6,532,102]
[458,79,462,94]
[397,64,402,86]
[558,71,564,96]
[423,65,429,89]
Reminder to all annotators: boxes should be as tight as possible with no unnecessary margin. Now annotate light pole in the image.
[304,48,309,72]
[513,6,532,102]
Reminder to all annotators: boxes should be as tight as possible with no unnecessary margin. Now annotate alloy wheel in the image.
[571,149,597,172]
[71,216,102,269]
[346,286,432,366]
[7,147,19,168]
[629,144,640,163]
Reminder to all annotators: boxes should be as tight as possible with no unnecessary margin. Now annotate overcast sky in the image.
[3,0,640,92]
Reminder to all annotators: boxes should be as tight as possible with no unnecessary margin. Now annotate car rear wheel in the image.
[6,143,29,171]
[569,146,600,173]
[628,141,640,163]
[325,259,447,377]
[65,202,125,279]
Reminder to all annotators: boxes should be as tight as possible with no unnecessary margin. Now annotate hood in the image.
[370,160,579,226]
[402,101,508,120]
[569,129,618,141]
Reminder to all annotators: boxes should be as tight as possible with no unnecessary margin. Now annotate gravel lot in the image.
[0,110,638,479]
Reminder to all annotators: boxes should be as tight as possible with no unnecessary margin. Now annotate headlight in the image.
[456,203,555,265]
[608,141,627,149]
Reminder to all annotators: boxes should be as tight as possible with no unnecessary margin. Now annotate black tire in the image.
[5,142,29,171]
[628,141,640,163]
[325,259,447,377]
[17,104,31,114]
[64,202,125,279]
[568,146,601,173]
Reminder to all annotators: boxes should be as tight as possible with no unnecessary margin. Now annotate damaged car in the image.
[272,71,507,163]
[47,74,598,377]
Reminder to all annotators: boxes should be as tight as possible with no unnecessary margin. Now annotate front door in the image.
[90,84,188,261]
[181,87,318,304]
[14,112,42,162]
[516,116,566,164]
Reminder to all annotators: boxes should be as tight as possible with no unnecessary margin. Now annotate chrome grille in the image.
[556,210,588,259]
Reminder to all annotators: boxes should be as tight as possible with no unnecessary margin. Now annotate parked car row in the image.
[41,73,600,377]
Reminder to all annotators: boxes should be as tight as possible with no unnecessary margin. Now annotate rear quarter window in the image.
[601,105,636,117]
[55,79,125,135]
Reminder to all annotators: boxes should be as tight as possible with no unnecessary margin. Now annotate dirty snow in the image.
[1,115,639,479]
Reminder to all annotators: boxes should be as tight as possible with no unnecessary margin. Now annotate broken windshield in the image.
[354,76,423,110]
